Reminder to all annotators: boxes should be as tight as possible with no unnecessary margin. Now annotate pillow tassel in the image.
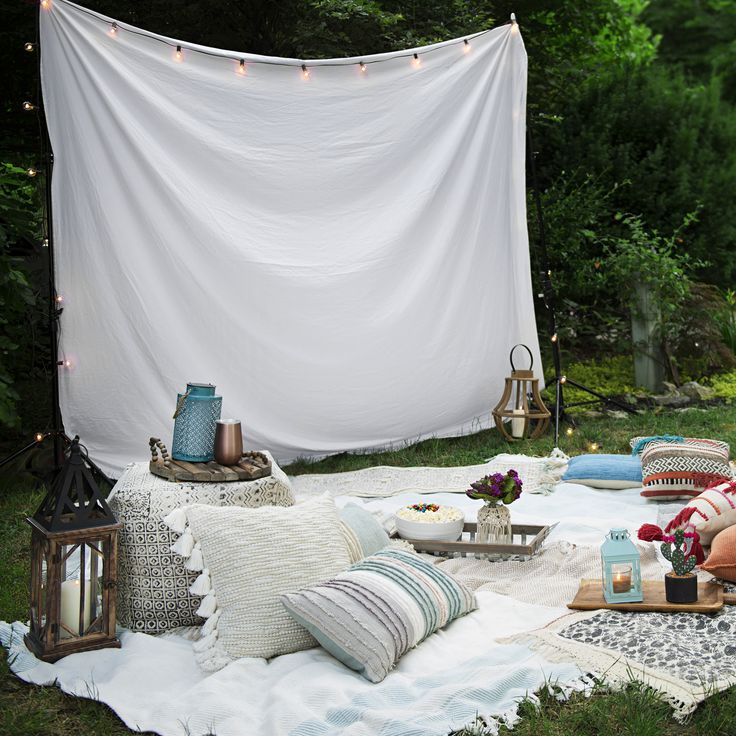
[665,506,697,533]
[162,507,188,534]
[637,524,664,542]
[202,608,221,636]
[196,591,217,618]
[171,528,194,557]
[192,631,217,653]
[189,569,211,596]
[185,543,204,571]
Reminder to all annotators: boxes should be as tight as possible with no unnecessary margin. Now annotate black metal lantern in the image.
[25,437,121,662]
[492,344,551,441]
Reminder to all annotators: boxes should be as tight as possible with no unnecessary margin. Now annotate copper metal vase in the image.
[213,419,243,466]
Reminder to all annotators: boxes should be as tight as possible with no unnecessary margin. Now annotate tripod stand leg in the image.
[563,378,636,414]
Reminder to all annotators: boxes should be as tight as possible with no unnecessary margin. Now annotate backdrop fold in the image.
[41,0,541,475]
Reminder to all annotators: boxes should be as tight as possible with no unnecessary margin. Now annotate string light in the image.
[565,427,574,437]
[55,294,64,304]
[27,167,39,178]
[510,12,518,33]
[560,375,567,384]
[175,45,183,61]
[24,42,36,52]
[42,238,49,248]
[109,22,117,36]
[589,442,599,451]
[64,359,72,368]
[22,101,36,111]
[40,0,50,8]
[238,59,246,75]
[464,39,471,53]
[551,333,558,343]
[35,432,44,443]
[359,61,366,73]
[412,53,421,68]
[301,64,310,80]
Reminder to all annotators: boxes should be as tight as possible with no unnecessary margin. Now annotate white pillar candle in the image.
[60,579,93,638]
[511,408,526,438]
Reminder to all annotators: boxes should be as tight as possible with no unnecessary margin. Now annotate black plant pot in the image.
[664,573,698,604]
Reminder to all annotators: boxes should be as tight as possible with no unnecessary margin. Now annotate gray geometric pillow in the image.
[109,456,294,633]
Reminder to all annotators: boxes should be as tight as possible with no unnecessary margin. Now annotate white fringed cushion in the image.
[109,456,294,634]
[167,494,350,670]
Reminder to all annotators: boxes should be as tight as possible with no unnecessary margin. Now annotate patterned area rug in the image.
[289,450,568,498]
[505,583,736,720]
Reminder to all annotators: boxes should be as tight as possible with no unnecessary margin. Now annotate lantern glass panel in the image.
[601,528,643,604]
[58,539,106,640]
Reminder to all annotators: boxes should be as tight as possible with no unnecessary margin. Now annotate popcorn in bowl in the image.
[394,503,465,541]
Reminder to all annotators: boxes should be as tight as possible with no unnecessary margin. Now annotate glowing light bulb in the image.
[463,39,471,53]
[64,359,72,368]
[35,432,44,443]
[55,294,64,303]
[238,59,246,75]
[109,22,117,36]
[27,168,38,178]
[560,375,567,384]
[42,238,49,247]
[589,442,599,451]
[359,62,366,73]
[40,0,50,8]
[22,101,35,111]
[412,53,420,68]
[301,64,310,80]
[25,42,35,52]
[551,333,558,343]
[565,427,574,437]
[175,45,183,61]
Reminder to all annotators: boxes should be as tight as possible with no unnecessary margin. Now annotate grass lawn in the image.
[2,405,736,735]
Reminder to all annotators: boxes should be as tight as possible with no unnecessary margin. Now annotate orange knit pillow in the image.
[700,525,736,582]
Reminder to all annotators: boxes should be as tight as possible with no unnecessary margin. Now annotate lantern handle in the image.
[509,344,534,373]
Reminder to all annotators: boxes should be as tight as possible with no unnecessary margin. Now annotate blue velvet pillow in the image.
[562,454,642,489]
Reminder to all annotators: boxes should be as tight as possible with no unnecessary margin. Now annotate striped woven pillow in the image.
[636,437,732,500]
[667,479,736,545]
[281,548,477,682]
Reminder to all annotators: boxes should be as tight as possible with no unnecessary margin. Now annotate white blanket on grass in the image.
[2,482,666,736]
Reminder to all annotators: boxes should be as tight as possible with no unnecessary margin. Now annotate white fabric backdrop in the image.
[41,0,541,476]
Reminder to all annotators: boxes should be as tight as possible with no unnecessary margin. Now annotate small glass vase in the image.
[476,503,512,544]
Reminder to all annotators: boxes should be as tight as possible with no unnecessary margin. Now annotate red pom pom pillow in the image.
[635,437,732,501]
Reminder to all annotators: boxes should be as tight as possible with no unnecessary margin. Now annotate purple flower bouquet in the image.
[466,469,522,506]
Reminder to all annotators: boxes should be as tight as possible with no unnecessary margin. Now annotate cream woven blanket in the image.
[290,450,568,498]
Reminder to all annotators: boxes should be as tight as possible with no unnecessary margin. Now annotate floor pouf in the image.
[108,452,294,634]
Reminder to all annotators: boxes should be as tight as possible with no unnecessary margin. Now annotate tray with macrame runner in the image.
[148,438,271,482]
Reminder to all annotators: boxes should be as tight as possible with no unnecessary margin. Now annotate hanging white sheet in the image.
[41,0,541,476]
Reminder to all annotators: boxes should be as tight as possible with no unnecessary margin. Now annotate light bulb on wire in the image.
[412,53,421,68]
[175,45,183,61]
[55,294,64,304]
[359,61,366,73]
[24,42,36,52]
[109,22,117,36]
[565,427,574,437]
[238,59,246,75]
[27,167,38,178]
[35,432,44,443]
[463,39,471,53]
[40,0,50,9]
[301,64,310,80]
[559,375,567,384]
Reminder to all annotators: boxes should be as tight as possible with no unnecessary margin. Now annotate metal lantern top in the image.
[33,436,117,532]
[492,344,551,441]
[601,528,639,560]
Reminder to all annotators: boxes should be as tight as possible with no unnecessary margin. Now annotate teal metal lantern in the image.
[171,383,222,462]
[601,528,643,604]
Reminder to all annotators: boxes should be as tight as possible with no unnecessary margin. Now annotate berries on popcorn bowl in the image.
[394,503,465,542]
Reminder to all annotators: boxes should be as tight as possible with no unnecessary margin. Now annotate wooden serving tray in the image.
[149,452,272,482]
[390,522,555,560]
[568,579,725,614]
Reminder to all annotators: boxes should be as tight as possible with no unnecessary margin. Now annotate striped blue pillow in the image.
[281,549,476,682]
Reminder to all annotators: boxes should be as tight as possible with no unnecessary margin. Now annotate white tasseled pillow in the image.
[164,493,350,670]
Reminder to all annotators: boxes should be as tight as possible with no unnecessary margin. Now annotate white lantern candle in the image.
[60,579,93,638]
[511,408,526,438]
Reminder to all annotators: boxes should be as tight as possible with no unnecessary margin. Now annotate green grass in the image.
[3,406,736,736]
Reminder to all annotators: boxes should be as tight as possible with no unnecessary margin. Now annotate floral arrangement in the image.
[466,469,522,506]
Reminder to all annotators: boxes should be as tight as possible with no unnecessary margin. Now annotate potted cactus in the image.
[639,526,698,604]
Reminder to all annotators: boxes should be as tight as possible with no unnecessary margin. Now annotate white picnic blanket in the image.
[2,480,667,736]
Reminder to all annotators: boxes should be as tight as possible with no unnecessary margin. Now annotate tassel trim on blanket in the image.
[163,508,229,671]
[501,609,732,721]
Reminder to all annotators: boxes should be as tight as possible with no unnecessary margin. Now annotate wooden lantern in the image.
[25,436,121,662]
[492,344,551,441]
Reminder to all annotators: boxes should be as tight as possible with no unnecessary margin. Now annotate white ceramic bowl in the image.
[394,509,465,542]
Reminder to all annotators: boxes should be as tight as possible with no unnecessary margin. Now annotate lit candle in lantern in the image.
[60,579,93,637]
[612,566,632,594]
[511,408,525,438]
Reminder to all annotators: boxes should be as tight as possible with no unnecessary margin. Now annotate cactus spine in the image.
[661,528,696,576]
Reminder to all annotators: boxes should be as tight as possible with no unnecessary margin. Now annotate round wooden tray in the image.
[148,438,271,482]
